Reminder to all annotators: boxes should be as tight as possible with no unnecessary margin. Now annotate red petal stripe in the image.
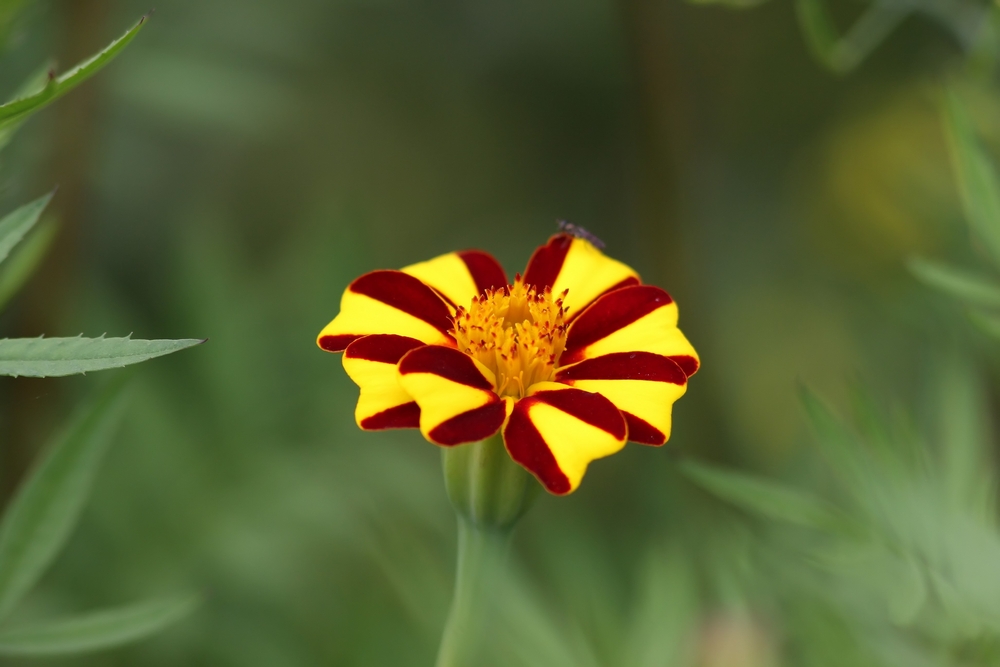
[622,412,666,446]
[669,355,700,377]
[344,334,424,364]
[429,401,507,446]
[398,345,495,391]
[319,334,361,353]
[360,402,422,430]
[503,406,571,495]
[562,285,673,364]
[556,352,687,384]
[528,387,627,440]
[351,269,454,332]
[458,250,509,296]
[522,233,573,289]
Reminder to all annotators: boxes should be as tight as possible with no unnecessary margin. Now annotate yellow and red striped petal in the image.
[343,335,425,430]
[523,233,640,318]
[398,345,511,446]
[317,270,456,353]
[402,250,509,308]
[556,352,687,446]
[503,382,627,495]
[561,285,699,376]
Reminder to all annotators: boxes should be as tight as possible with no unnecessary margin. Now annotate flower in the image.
[316,233,699,495]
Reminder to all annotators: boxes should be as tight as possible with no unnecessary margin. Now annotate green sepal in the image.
[441,432,540,531]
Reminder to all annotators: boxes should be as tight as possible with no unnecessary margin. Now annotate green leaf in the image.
[0,218,56,312]
[0,192,53,268]
[0,14,148,130]
[908,257,1000,308]
[0,61,56,155]
[0,380,127,621]
[969,308,1000,340]
[679,460,842,529]
[799,385,867,485]
[0,336,205,377]
[944,90,1000,268]
[794,0,908,74]
[0,594,199,656]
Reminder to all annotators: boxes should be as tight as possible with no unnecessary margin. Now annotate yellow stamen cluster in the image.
[452,276,568,398]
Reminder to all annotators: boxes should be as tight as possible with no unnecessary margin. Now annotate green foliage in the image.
[0,14,148,131]
[907,257,1000,308]
[0,594,200,657]
[794,0,908,74]
[943,90,1000,267]
[0,336,205,377]
[0,8,201,660]
[0,192,51,266]
[0,217,55,311]
[680,459,844,530]
[0,379,127,621]
[686,366,1000,656]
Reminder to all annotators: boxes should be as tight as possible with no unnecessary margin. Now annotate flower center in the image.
[451,276,568,398]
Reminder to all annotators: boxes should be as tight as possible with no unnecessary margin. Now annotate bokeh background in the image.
[0,0,996,664]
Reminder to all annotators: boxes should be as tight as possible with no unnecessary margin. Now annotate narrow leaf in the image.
[0,61,56,155]
[0,336,205,377]
[0,192,53,267]
[0,380,127,621]
[680,460,842,529]
[794,0,908,74]
[799,385,866,483]
[944,90,1000,267]
[0,594,199,656]
[908,257,1000,308]
[0,219,57,312]
[0,15,148,129]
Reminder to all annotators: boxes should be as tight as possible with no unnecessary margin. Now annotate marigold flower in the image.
[317,233,699,495]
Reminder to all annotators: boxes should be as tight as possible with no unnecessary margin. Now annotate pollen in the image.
[451,276,569,398]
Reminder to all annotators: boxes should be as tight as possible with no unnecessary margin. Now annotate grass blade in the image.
[0,380,127,621]
[0,15,148,129]
[795,0,908,74]
[0,193,53,267]
[944,90,1000,268]
[0,594,199,656]
[0,336,205,377]
[680,460,842,529]
[908,257,1000,308]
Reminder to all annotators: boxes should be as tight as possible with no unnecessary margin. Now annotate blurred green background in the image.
[0,0,997,664]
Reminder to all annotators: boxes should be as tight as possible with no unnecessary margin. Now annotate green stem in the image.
[435,434,540,666]
[434,518,510,667]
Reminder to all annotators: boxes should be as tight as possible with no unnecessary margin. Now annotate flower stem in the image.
[434,518,510,667]
[435,434,540,666]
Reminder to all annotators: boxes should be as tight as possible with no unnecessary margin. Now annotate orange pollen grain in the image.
[451,276,568,398]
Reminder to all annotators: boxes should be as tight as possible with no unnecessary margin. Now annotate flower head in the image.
[317,233,699,495]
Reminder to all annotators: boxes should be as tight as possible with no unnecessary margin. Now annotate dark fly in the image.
[557,220,606,249]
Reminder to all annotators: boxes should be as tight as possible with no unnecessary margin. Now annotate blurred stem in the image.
[434,518,510,667]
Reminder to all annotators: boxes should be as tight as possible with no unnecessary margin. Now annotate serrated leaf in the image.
[0,15,148,130]
[0,336,205,377]
[680,460,842,529]
[944,90,1000,268]
[0,192,53,268]
[0,218,56,312]
[0,380,127,621]
[908,257,1000,308]
[0,594,199,656]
